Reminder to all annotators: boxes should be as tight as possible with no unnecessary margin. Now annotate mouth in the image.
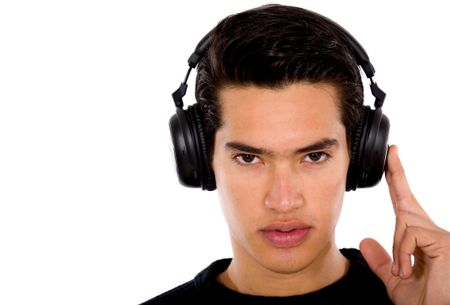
[260,222,311,248]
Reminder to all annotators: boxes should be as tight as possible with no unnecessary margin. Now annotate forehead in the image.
[218,82,340,113]
[216,82,345,151]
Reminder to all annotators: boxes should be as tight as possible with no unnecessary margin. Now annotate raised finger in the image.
[385,145,428,218]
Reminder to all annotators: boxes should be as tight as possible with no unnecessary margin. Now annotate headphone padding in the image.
[188,104,217,191]
[346,106,369,191]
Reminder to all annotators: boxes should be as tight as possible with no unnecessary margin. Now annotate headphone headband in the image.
[172,6,386,111]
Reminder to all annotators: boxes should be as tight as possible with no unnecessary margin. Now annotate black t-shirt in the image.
[141,248,394,305]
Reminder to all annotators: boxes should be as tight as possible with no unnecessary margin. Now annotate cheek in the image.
[214,165,263,241]
[306,158,348,226]
[318,179,345,222]
[216,168,254,219]
[216,173,238,221]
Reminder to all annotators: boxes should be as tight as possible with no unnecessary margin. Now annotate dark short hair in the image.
[195,4,363,157]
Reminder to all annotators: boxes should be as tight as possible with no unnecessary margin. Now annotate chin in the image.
[257,246,316,275]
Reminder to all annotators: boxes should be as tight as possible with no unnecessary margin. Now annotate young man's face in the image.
[212,82,349,275]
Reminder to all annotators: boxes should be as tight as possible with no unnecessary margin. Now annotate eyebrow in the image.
[225,138,339,156]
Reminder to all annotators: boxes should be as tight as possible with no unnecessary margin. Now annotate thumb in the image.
[360,238,394,286]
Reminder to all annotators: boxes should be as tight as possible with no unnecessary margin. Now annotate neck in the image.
[218,242,349,296]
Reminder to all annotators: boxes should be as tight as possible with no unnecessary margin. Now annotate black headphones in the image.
[169,6,390,192]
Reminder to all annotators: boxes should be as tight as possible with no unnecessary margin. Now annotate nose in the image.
[264,163,303,212]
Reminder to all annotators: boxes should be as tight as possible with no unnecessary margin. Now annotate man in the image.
[142,4,450,305]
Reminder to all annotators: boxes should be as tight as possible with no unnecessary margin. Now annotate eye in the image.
[304,152,329,163]
[235,154,260,165]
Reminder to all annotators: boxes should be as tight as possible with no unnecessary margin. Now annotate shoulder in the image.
[139,259,231,305]
[139,280,197,305]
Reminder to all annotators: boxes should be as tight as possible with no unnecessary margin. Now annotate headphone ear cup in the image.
[168,105,216,191]
[361,107,390,188]
[169,108,202,188]
[346,106,390,191]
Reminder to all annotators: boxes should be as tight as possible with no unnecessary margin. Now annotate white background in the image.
[1,1,449,304]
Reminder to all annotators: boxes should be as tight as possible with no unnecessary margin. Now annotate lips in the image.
[261,221,311,248]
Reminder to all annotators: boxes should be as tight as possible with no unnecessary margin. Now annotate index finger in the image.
[385,145,427,217]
